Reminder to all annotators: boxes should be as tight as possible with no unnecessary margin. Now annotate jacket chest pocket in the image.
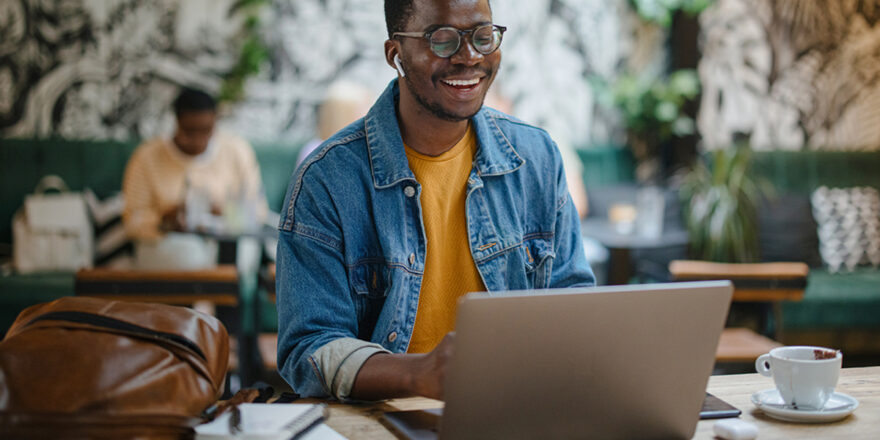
[349,262,390,340]
[349,262,389,298]
[522,237,555,289]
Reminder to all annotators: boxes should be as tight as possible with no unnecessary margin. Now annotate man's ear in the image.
[384,40,399,71]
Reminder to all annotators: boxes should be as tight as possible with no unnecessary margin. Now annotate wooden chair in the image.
[261,263,276,304]
[669,260,809,364]
[256,263,278,371]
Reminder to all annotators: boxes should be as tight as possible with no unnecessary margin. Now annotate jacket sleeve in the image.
[275,169,388,400]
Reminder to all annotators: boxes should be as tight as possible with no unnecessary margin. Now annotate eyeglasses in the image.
[393,24,507,58]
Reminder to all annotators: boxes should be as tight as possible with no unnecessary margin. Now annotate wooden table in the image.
[74,265,240,306]
[313,366,880,439]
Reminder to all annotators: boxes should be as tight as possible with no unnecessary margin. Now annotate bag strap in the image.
[201,385,276,422]
[33,175,70,195]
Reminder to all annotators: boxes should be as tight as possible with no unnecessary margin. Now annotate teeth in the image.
[443,78,480,87]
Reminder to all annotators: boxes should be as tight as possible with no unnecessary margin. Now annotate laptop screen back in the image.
[440,281,733,440]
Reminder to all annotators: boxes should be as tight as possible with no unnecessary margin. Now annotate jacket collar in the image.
[364,79,524,189]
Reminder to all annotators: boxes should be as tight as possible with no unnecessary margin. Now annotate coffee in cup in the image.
[755,346,842,410]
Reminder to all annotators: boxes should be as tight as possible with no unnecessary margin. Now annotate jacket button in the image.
[408,253,415,265]
[404,186,415,197]
[388,331,398,342]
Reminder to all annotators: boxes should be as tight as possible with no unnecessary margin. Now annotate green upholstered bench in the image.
[0,138,140,246]
[782,268,880,329]
[751,151,880,352]
[575,144,636,190]
[0,272,75,337]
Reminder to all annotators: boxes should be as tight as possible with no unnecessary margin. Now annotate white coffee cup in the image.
[755,346,842,410]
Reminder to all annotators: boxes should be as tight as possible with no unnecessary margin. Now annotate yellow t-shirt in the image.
[405,125,486,353]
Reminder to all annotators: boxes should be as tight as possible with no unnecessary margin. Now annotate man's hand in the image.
[410,333,454,399]
[349,332,455,401]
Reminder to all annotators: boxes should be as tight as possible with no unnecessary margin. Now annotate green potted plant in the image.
[679,144,768,262]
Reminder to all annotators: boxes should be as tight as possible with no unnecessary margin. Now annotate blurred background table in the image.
[581,217,689,285]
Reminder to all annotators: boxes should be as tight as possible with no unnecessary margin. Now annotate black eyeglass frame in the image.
[393,24,507,58]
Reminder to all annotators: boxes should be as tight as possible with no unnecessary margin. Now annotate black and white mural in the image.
[0,0,244,140]
[0,0,659,147]
[699,0,880,151]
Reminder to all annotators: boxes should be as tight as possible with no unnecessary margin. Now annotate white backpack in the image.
[13,175,94,274]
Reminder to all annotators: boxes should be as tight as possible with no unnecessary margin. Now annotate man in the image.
[123,88,267,243]
[276,0,594,402]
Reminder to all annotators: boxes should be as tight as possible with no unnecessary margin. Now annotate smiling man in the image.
[276,0,595,401]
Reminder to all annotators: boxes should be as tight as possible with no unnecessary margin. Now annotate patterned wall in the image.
[699,0,880,151]
[0,0,243,140]
[0,0,660,147]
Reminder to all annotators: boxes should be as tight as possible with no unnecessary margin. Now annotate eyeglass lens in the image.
[430,25,502,57]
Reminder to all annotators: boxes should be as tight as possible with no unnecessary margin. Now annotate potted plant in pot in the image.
[679,144,768,262]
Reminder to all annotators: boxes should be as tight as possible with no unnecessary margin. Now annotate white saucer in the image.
[751,389,859,423]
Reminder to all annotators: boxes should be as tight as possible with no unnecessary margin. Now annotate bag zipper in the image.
[24,311,207,361]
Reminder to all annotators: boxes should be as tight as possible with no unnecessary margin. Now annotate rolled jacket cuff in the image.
[311,337,390,401]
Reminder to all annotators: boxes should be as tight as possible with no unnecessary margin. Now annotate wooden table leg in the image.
[607,247,632,285]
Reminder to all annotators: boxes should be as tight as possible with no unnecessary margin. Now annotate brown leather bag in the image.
[0,296,229,439]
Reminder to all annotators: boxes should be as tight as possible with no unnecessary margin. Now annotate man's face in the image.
[397,0,500,122]
[173,110,216,156]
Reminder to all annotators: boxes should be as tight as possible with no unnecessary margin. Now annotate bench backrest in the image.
[0,137,305,245]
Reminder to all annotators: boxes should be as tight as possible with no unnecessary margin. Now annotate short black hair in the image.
[385,0,492,38]
[173,88,216,116]
[385,0,416,38]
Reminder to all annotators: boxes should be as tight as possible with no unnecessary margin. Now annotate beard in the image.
[402,66,496,122]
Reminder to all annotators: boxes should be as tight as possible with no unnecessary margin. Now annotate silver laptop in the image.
[384,281,733,440]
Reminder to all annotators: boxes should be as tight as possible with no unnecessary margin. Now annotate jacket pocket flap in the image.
[348,262,388,297]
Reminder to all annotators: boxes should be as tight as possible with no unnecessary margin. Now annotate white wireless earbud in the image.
[394,55,406,77]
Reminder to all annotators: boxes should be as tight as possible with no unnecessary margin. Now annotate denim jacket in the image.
[276,79,595,399]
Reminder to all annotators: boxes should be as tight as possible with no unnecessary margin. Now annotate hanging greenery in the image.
[599,69,700,143]
[219,0,270,103]
[591,69,701,182]
[629,0,715,27]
